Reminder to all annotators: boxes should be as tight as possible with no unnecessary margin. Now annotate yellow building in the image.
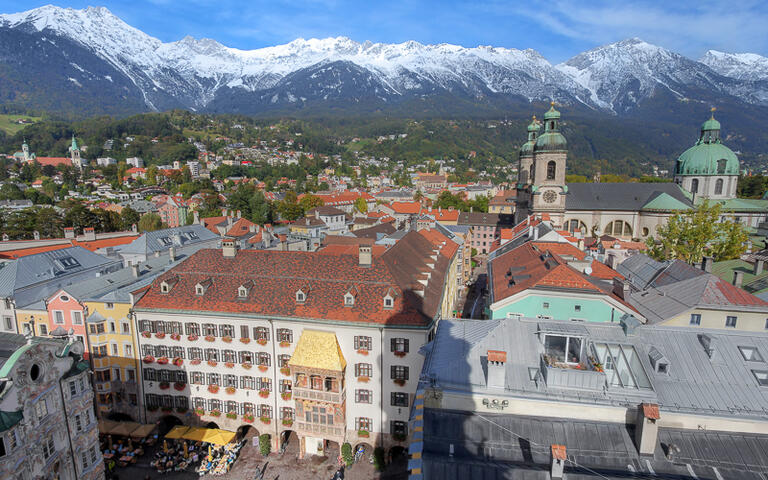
[15,307,50,337]
[85,298,142,419]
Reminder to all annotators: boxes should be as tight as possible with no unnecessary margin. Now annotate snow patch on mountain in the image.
[700,50,768,81]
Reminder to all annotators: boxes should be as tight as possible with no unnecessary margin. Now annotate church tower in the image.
[22,139,30,162]
[517,116,540,185]
[528,102,567,226]
[69,135,82,170]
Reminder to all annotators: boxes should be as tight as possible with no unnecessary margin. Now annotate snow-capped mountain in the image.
[1,5,767,116]
[699,50,768,82]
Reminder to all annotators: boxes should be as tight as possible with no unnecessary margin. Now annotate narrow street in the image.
[459,257,487,319]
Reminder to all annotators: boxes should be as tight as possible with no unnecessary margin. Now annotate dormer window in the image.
[238,287,248,298]
[344,293,355,307]
[196,285,205,295]
[195,278,211,296]
[161,282,169,293]
[238,280,254,299]
[296,290,306,304]
[384,295,393,309]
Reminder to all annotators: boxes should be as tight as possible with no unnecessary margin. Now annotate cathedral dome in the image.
[675,111,739,176]
[519,116,540,157]
[535,104,566,152]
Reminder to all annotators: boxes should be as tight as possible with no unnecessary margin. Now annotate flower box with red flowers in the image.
[157,356,169,365]
[225,362,235,369]
[210,410,221,417]
[226,412,237,419]
[358,430,370,438]
[243,414,255,423]
[190,359,201,365]
[204,335,215,342]
[170,333,181,341]
[281,392,292,401]
[279,341,291,348]
[356,349,369,356]
[159,381,170,390]
[208,384,220,394]
[240,337,251,344]
[258,389,270,398]
[280,367,290,376]
[256,338,268,346]
[207,360,218,367]
[260,416,271,425]
[282,419,293,427]
[222,336,233,343]
[172,357,183,367]
[242,363,253,370]
[155,332,166,339]
[173,382,186,391]
[141,331,151,338]
[393,378,406,386]
[258,365,269,372]
[225,386,236,395]
[143,355,155,364]
[187,334,199,342]
[194,408,205,416]
[393,351,407,358]
[357,376,370,383]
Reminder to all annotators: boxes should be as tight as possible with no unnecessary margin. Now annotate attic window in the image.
[739,346,764,362]
[238,287,248,298]
[296,291,306,304]
[160,282,170,293]
[384,295,394,309]
[159,237,173,246]
[188,231,198,239]
[196,286,205,295]
[753,370,768,387]
[56,257,80,269]
[344,293,355,307]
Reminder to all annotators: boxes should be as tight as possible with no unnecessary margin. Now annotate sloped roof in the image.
[566,183,693,211]
[641,192,692,211]
[288,330,346,371]
[117,224,218,255]
[224,218,256,238]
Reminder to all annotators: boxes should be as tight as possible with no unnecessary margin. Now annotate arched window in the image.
[691,179,699,194]
[717,159,727,174]
[566,219,587,235]
[546,161,556,180]
[604,220,632,238]
[715,178,724,195]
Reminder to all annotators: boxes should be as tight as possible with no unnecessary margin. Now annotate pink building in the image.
[46,289,90,360]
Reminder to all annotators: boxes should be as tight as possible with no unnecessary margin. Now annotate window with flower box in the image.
[143,368,157,381]
[167,321,182,334]
[185,323,200,336]
[161,395,174,408]
[258,378,272,391]
[191,372,205,385]
[257,352,271,366]
[278,354,290,367]
[175,396,188,409]
[142,345,153,357]
[356,417,372,431]
[202,324,217,337]
[224,375,238,388]
[226,400,238,413]
[281,407,294,420]
[207,399,221,411]
[277,329,293,343]
[253,327,269,341]
[355,363,372,378]
[391,392,408,407]
[391,338,409,354]
[355,389,372,404]
[257,405,272,418]
[239,351,254,364]
[192,397,205,409]
[222,349,236,363]
[240,325,249,339]
[355,336,372,351]
[159,370,172,382]
[170,346,184,359]
[145,394,160,408]
[241,402,254,415]
[240,376,256,390]
[151,320,165,333]
[205,348,219,362]
[155,345,169,357]
[391,365,409,381]
[279,379,292,393]
[220,325,234,337]
[139,320,151,332]
[188,347,202,360]
[207,373,220,385]
[173,371,187,383]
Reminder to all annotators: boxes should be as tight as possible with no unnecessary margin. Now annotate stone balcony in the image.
[295,420,345,438]
[293,386,345,404]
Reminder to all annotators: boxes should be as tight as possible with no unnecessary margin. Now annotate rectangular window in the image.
[188,347,202,360]
[241,402,255,416]
[224,375,238,388]
[35,397,48,421]
[390,365,409,380]
[391,338,409,353]
[75,414,82,432]
[240,376,256,390]
[205,348,218,362]
[69,381,77,396]
[207,373,220,386]
[753,370,768,387]
[185,323,200,336]
[3,316,12,330]
[54,310,64,324]
[356,417,372,432]
[219,324,234,338]
[121,322,130,334]
[257,404,272,419]
[42,436,55,460]
[391,420,408,436]
[726,316,738,328]
[355,363,372,378]
[279,379,292,393]
[254,327,269,341]
[191,372,205,385]
[239,351,254,364]
[278,354,290,367]
[390,392,408,407]
[281,407,294,420]
[202,323,217,337]
[171,346,184,359]
[355,389,372,404]
[277,329,293,343]
[240,325,249,339]
[257,352,271,366]
[574,305,581,312]
[740,346,765,362]
[39,323,48,336]
[175,396,188,409]
[542,302,550,309]
[222,349,236,363]
[690,314,702,325]
[544,335,582,364]
[257,377,272,391]
[354,336,372,351]
[71,311,83,325]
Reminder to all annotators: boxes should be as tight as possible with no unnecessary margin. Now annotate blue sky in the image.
[7,0,768,62]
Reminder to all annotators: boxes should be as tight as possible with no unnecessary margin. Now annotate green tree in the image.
[277,191,303,221]
[249,190,272,225]
[646,201,749,263]
[63,202,97,232]
[120,206,141,229]
[258,434,271,456]
[138,213,163,232]
[341,443,353,467]
[298,193,324,215]
[146,165,158,185]
[353,196,368,214]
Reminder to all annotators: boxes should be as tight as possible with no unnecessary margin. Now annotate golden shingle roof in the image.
[289,330,346,371]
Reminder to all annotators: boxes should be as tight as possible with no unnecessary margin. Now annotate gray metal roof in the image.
[421,409,768,480]
[565,183,693,212]
[425,317,768,419]
[116,224,218,255]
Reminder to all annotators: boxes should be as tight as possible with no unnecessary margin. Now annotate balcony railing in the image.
[295,421,345,438]
[292,386,345,404]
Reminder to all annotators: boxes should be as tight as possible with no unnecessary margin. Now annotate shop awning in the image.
[129,424,157,439]
[111,421,142,437]
[98,419,120,434]
[181,427,236,446]
[165,425,191,439]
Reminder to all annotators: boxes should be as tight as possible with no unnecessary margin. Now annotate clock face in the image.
[543,190,558,204]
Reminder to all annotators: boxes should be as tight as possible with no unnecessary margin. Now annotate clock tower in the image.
[527,103,567,226]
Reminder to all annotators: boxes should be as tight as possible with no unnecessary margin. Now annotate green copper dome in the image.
[520,116,541,157]
[535,104,566,152]
[675,111,739,176]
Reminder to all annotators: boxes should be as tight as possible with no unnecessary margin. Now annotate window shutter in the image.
[390,338,396,352]
[404,367,409,380]
[404,339,409,353]
[390,366,395,379]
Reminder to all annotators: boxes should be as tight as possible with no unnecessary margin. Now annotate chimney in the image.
[550,445,566,480]
[249,224,256,233]
[486,350,506,388]
[755,259,765,276]
[470,206,474,213]
[733,270,744,288]
[635,403,660,455]
[701,256,713,273]
[222,237,237,258]
[169,246,176,262]
[358,244,372,267]
[577,238,584,251]
[2,234,8,242]
[236,210,242,218]
[131,264,139,278]
[193,211,200,225]
[33,230,40,240]
[221,208,227,216]
[613,277,630,300]
[83,227,96,241]
[64,227,75,239]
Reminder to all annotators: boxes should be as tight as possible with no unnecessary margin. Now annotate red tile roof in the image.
[34,157,72,167]
[419,208,460,222]
[487,350,507,363]
[0,235,138,259]
[224,218,257,237]
[389,201,421,214]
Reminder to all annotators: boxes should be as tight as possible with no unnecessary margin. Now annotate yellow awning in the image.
[165,425,191,439]
[180,427,236,446]
[130,424,157,438]
[98,419,120,434]
[288,330,346,371]
[111,421,142,437]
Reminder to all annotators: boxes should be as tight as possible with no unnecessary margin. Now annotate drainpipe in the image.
[379,326,384,447]
[131,311,147,424]
[58,375,80,479]
[269,319,278,448]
